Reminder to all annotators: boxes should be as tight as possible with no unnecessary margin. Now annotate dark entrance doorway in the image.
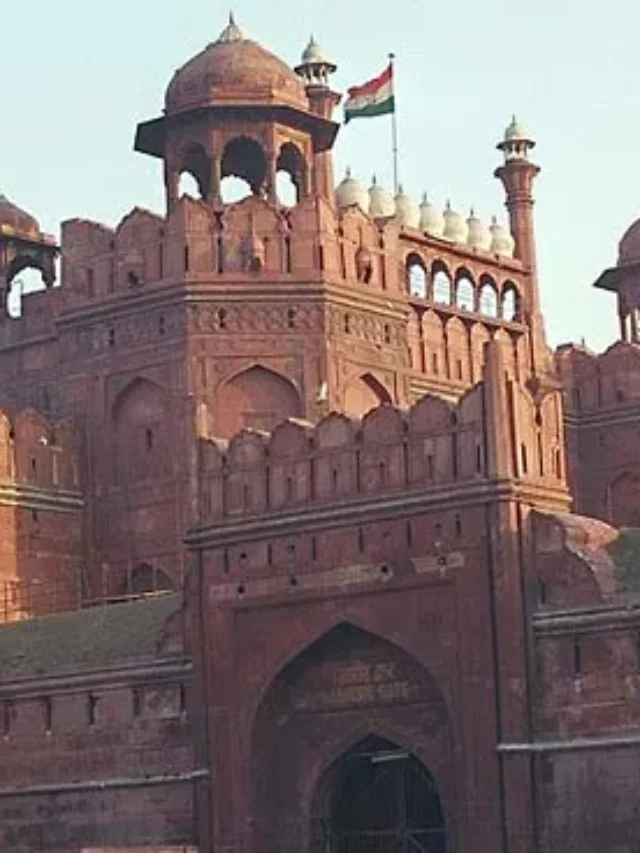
[326,736,446,853]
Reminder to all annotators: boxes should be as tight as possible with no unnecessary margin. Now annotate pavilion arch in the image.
[221,135,268,201]
[276,141,307,206]
[405,251,428,298]
[478,274,499,317]
[454,267,475,311]
[431,260,452,305]
[501,281,521,321]
[216,364,303,438]
[343,372,392,418]
[176,141,210,199]
[5,256,49,318]
[249,621,450,853]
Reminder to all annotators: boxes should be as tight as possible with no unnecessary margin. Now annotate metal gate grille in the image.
[330,744,446,853]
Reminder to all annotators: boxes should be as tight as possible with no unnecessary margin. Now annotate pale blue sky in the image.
[2,0,637,350]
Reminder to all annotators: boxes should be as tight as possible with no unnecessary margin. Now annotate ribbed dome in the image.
[0,194,40,237]
[419,194,445,237]
[165,15,307,115]
[443,202,468,243]
[368,177,395,218]
[489,217,515,258]
[395,186,420,229]
[336,170,369,213]
[467,209,491,251]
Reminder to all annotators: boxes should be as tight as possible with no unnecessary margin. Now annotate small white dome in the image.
[300,35,333,66]
[395,186,420,229]
[443,201,468,243]
[335,169,369,213]
[467,209,492,251]
[419,193,445,237]
[368,176,395,218]
[489,217,516,258]
[504,115,530,143]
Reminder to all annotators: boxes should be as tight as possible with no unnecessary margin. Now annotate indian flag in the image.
[344,63,395,124]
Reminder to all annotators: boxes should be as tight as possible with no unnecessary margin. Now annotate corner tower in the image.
[135,15,340,210]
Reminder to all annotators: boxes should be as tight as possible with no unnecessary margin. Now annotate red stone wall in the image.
[0,676,197,851]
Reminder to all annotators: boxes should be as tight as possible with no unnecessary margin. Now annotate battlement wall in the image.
[197,362,567,527]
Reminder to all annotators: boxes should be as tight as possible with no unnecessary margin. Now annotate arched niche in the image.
[119,562,176,597]
[221,136,267,201]
[216,365,302,438]
[609,473,640,527]
[251,622,449,853]
[343,373,392,418]
[111,378,170,485]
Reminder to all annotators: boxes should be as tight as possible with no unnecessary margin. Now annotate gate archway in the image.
[250,623,451,853]
[319,734,446,853]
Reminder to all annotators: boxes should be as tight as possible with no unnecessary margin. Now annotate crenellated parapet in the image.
[556,340,640,415]
[556,340,640,526]
[197,346,568,527]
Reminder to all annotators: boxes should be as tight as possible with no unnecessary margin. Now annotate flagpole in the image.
[389,52,399,195]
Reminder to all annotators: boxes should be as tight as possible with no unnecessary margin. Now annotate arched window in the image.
[455,271,475,311]
[432,264,452,305]
[502,283,519,321]
[479,276,499,317]
[406,253,427,298]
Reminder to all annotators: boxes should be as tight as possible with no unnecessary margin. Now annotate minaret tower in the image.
[294,37,341,199]
[494,117,547,376]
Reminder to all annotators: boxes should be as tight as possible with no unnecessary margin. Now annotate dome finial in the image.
[217,11,246,43]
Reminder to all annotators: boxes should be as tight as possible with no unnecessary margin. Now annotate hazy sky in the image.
[2,0,637,350]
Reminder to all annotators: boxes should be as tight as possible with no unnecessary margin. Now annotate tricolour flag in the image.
[344,63,395,124]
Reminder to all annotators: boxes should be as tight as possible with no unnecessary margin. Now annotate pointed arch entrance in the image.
[250,623,451,853]
[315,734,446,853]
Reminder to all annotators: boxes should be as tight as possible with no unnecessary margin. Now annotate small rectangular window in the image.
[572,637,581,678]
[87,694,98,727]
[43,697,52,732]
[3,701,12,736]
[132,688,142,717]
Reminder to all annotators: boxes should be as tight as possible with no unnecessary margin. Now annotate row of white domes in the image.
[335,172,515,258]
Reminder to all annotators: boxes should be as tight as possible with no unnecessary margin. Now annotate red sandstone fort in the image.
[1,15,640,853]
